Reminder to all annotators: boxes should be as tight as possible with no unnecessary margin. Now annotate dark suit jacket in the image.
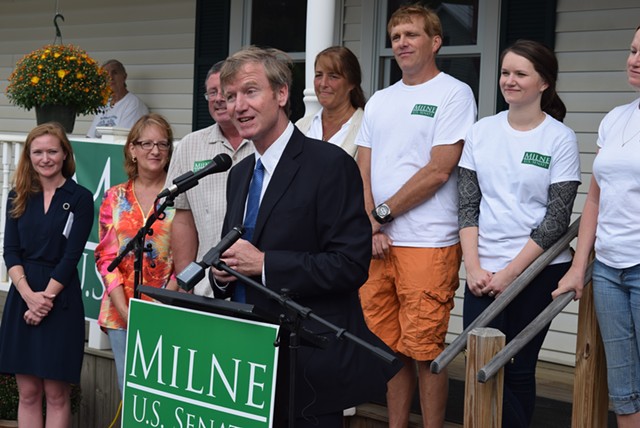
[214,127,399,419]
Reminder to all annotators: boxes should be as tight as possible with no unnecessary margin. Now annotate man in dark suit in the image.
[210,47,398,427]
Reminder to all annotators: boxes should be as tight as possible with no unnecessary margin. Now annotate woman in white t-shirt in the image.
[295,46,365,157]
[556,26,640,427]
[458,40,581,427]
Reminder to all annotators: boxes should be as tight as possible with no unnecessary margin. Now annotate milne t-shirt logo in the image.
[193,159,212,173]
[522,152,551,169]
[411,104,438,117]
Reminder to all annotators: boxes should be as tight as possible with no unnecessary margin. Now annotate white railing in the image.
[0,133,26,291]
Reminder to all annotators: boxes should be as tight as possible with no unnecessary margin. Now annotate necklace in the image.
[621,103,640,146]
[322,107,354,141]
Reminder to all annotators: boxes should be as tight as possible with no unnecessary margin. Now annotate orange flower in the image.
[7,43,111,114]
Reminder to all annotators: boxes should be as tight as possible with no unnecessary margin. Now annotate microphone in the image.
[177,225,245,291]
[158,153,232,199]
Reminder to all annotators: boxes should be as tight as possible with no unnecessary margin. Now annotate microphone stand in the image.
[107,195,175,299]
[213,260,397,428]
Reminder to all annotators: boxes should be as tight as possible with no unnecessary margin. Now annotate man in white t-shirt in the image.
[87,60,149,138]
[355,5,476,427]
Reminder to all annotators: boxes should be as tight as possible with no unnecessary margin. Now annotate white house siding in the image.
[0,0,196,138]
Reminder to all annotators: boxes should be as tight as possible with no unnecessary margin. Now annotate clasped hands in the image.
[466,267,517,298]
[24,291,56,326]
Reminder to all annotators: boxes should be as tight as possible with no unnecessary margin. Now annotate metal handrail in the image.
[477,260,593,382]
[430,216,581,374]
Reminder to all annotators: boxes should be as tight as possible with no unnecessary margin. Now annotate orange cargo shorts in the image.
[359,244,462,361]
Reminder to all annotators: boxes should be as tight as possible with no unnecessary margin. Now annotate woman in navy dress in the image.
[0,123,93,427]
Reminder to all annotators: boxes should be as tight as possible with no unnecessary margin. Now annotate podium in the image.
[121,289,280,428]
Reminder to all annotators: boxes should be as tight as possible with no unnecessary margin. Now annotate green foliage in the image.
[6,44,111,116]
[0,374,19,420]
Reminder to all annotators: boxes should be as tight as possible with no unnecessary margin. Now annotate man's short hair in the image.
[220,46,293,117]
[205,60,225,87]
[387,4,442,40]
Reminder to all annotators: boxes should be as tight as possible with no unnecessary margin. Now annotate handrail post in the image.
[572,256,608,427]
[465,327,505,428]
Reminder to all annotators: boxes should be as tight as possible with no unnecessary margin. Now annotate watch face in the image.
[376,204,390,217]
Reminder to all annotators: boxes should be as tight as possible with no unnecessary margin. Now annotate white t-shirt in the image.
[593,98,640,268]
[355,72,476,247]
[459,111,581,271]
[87,92,149,138]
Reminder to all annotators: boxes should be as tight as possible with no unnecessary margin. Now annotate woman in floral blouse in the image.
[95,113,176,395]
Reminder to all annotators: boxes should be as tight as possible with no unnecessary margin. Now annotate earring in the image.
[133,157,137,163]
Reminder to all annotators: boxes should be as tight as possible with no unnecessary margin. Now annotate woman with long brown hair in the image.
[0,122,94,427]
[459,40,580,427]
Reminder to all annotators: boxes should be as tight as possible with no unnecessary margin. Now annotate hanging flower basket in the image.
[5,44,111,132]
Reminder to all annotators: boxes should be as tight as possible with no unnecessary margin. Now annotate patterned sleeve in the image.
[458,166,482,229]
[530,181,579,250]
[94,188,125,294]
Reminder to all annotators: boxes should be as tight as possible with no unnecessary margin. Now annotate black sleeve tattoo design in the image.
[458,167,481,229]
[530,181,579,250]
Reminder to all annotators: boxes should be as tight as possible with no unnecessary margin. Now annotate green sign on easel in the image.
[122,299,280,428]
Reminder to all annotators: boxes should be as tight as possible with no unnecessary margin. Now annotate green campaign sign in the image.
[123,300,280,428]
[70,139,128,320]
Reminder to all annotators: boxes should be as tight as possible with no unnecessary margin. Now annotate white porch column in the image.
[302,0,336,118]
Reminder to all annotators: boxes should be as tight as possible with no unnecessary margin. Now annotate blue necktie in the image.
[233,159,264,302]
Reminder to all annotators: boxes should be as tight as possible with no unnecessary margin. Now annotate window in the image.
[229,0,308,122]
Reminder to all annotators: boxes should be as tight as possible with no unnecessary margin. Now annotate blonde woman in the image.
[95,113,177,395]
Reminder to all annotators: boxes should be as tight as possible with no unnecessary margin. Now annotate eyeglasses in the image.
[135,140,171,151]
[204,90,219,101]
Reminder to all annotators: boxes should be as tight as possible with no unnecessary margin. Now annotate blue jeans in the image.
[107,328,127,397]
[592,259,640,415]
[463,262,570,428]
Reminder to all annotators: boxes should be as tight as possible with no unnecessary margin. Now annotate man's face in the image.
[205,72,232,125]
[104,63,126,94]
[223,62,288,149]
[390,16,441,79]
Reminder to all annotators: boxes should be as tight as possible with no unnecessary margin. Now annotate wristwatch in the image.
[372,203,393,224]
